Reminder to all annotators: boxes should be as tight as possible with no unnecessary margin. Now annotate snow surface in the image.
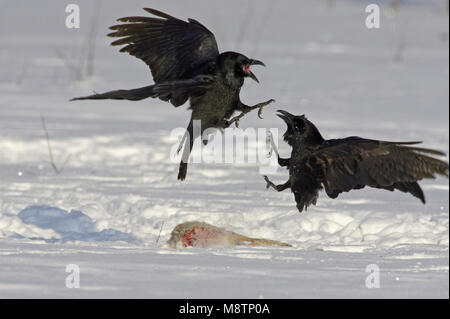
[0,0,448,298]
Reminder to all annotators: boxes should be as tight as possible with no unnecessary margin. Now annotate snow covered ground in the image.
[0,0,448,298]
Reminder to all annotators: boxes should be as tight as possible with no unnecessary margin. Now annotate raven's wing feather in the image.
[108,8,219,83]
[305,137,449,202]
[152,75,216,106]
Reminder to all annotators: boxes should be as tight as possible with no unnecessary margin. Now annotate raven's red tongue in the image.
[243,65,250,73]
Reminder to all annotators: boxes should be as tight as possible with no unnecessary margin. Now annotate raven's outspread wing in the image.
[305,137,449,203]
[72,9,219,103]
[108,8,219,83]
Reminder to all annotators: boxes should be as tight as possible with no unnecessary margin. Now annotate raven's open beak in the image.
[250,59,265,67]
[276,110,295,126]
[247,59,265,83]
[248,71,259,83]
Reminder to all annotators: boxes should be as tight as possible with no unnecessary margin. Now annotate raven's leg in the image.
[227,99,275,127]
[178,120,194,181]
[263,175,291,192]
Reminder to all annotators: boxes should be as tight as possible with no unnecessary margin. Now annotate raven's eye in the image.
[293,118,305,132]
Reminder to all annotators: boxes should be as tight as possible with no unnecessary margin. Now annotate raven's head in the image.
[217,52,265,83]
[276,110,324,147]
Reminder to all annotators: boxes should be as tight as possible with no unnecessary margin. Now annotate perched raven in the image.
[71,8,274,180]
[264,110,449,213]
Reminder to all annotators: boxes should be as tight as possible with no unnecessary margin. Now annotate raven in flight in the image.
[71,8,274,180]
[264,110,449,213]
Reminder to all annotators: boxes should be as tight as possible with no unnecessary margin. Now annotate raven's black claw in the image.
[257,99,275,119]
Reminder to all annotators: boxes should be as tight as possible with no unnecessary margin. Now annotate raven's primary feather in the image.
[108,7,219,83]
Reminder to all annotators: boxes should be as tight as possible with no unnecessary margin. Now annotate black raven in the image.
[71,8,274,180]
[264,110,449,213]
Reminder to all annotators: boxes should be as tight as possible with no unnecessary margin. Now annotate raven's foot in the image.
[254,99,275,119]
[227,99,275,128]
[263,175,291,192]
[263,175,277,190]
[227,112,246,128]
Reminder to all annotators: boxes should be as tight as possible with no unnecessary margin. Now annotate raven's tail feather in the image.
[178,162,188,181]
[378,182,426,204]
[393,182,426,204]
[70,85,155,101]
[178,120,195,181]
